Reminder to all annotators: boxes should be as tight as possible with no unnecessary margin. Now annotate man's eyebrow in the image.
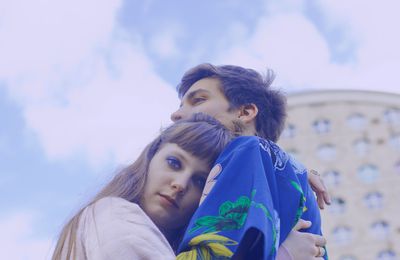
[186,89,209,100]
[180,89,210,107]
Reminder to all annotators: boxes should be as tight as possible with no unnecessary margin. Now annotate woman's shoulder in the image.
[80,197,175,259]
[83,196,151,225]
[90,196,140,210]
[89,196,141,212]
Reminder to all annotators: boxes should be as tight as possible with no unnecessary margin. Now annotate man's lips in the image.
[159,194,179,209]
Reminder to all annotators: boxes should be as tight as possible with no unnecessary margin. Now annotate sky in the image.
[0,0,399,259]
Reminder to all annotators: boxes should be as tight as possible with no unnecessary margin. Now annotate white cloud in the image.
[0,212,53,260]
[217,13,333,89]
[215,0,400,94]
[0,0,120,102]
[265,0,306,14]
[25,40,178,167]
[0,0,179,167]
[149,23,183,58]
[318,0,400,91]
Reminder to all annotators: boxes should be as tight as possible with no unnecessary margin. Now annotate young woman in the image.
[53,113,322,259]
[52,114,234,259]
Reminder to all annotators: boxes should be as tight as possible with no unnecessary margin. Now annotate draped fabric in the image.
[177,136,325,259]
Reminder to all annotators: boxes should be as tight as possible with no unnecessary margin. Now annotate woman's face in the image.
[140,143,210,234]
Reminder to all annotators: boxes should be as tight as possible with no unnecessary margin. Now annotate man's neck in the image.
[231,120,257,137]
[240,129,257,137]
[241,122,257,137]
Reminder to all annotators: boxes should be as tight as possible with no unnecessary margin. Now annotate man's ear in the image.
[238,103,258,124]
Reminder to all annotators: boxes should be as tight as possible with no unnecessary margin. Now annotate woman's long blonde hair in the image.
[52,113,234,259]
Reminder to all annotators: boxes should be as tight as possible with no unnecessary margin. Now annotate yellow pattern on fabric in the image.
[176,232,237,260]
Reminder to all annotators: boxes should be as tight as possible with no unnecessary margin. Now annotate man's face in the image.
[170,78,240,129]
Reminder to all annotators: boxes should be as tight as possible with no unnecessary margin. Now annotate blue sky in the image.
[1,0,400,259]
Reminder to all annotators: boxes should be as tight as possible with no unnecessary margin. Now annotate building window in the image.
[389,134,400,151]
[282,124,296,138]
[383,108,400,125]
[395,161,400,174]
[358,164,379,183]
[353,138,370,156]
[364,192,383,210]
[329,197,346,214]
[370,220,390,240]
[377,250,396,260]
[332,226,353,245]
[340,256,357,260]
[313,119,331,134]
[347,113,367,130]
[317,144,336,161]
[287,148,299,159]
[323,170,341,187]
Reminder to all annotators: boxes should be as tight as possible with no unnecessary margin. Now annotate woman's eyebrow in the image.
[172,150,188,165]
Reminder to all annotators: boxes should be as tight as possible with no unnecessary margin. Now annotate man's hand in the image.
[281,219,327,260]
[308,169,331,209]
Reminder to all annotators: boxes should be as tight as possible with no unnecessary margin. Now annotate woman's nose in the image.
[170,175,190,195]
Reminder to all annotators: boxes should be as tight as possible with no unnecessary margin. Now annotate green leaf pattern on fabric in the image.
[189,189,273,234]
[290,180,306,225]
[185,180,305,258]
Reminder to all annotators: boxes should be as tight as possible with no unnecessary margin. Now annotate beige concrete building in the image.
[278,90,400,260]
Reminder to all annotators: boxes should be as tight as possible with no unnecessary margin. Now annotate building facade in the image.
[278,90,400,260]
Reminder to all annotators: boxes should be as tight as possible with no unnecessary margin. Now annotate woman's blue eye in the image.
[193,176,206,189]
[166,156,181,170]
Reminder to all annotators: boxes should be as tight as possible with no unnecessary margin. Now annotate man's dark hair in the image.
[176,63,287,142]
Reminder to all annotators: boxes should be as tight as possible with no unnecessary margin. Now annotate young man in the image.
[172,64,329,259]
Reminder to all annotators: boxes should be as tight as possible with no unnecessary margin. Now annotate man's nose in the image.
[170,108,185,122]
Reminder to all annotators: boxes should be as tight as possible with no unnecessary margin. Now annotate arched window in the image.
[282,123,296,138]
[377,250,396,260]
[286,148,299,159]
[383,108,400,125]
[364,192,383,210]
[347,113,367,130]
[317,144,336,161]
[313,118,331,134]
[323,170,341,187]
[353,138,370,156]
[328,197,346,214]
[370,220,390,240]
[394,160,400,174]
[358,164,379,183]
[340,256,357,260]
[389,134,400,151]
[332,226,352,245]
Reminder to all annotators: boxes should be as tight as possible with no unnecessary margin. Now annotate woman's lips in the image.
[158,194,179,209]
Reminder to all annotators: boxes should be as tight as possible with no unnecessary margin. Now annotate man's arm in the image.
[280,219,327,260]
[231,221,327,260]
